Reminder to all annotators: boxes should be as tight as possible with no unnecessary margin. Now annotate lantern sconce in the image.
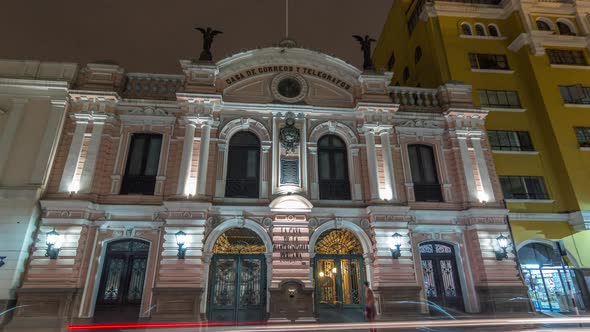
[0,256,5,268]
[175,231,188,259]
[45,228,62,259]
[390,232,403,259]
[495,234,509,261]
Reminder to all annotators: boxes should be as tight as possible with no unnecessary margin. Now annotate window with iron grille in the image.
[500,176,548,200]
[318,135,351,200]
[408,144,442,202]
[469,53,509,70]
[546,49,587,65]
[478,90,521,108]
[574,127,590,147]
[560,85,590,104]
[120,133,163,195]
[225,131,260,198]
[488,130,534,151]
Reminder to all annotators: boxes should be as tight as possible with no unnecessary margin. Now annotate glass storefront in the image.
[518,243,585,313]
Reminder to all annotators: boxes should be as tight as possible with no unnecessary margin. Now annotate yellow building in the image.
[374,0,590,313]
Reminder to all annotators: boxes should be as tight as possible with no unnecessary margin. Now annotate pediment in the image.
[218,47,359,107]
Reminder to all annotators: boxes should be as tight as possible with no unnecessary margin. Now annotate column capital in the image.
[359,123,392,135]
[307,146,317,154]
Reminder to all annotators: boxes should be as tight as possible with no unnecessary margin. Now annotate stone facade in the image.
[3,47,528,331]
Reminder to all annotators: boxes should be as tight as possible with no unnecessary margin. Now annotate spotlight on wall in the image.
[477,191,489,204]
[45,229,62,259]
[175,231,188,259]
[0,256,5,268]
[495,234,509,261]
[390,232,403,259]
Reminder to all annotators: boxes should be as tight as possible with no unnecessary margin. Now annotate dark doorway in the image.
[419,242,464,312]
[94,239,150,322]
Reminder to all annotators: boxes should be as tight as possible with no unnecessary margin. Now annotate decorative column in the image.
[176,121,196,195]
[457,133,477,202]
[58,114,89,192]
[196,122,212,197]
[271,115,280,195]
[471,135,495,202]
[0,98,27,179]
[30,99,68,184]
[308,147,319,200]
[79,113,107,193]
[350,148,363,201]
[364,129,380,201]
[301,116,308,193]
[214,143,227,198]
[260,145,271,199]
[379,129,398,201]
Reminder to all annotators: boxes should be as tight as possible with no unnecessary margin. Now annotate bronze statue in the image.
[353,34,376,71]
[195,27,223,61]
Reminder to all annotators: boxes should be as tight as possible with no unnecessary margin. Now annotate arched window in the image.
[225,131,260,198]
[475,23,486,36]
[403,67,410,82]
[461,23,472,36]
[415,46,423,64]
[408,144,442,202]
[120,133,163,195]
[388,51,396,70]
[536,20,552,31]
[318,135,351,200]
[557,21,575,35]
[488,25,500,37]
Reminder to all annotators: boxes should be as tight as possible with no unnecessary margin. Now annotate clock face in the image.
[277,78,302,98]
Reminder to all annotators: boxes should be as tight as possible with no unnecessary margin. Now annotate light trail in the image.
[67,316,590,331]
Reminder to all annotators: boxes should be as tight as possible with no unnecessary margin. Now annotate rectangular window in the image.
[478,90,521,108]
[120,134,163,195]
[487,130,534,151]
[407,0,426,34]
[469,53,510,70]
[560,85,590,104]
[574,127,590,147]
[500,176,548,200]
[546,49,587,66]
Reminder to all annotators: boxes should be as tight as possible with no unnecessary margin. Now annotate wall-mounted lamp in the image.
[0,256,5,268]
[45,229,62,259]
[175,230,188,259]
[390,232,403,259]
[495,234,509,261]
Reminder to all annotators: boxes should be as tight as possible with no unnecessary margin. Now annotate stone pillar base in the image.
[149,287,203,321]
[269,281,314,322]
[377,286,422,319]
[476,285,531,313]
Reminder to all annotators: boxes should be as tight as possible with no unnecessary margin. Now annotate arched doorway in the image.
[518,242,583,312]
[94,239,150,322]
[314,229,365,322]
[208,228,266,322]
[419,242,464,312]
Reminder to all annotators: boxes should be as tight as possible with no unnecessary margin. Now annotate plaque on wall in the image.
[280,159,299,185]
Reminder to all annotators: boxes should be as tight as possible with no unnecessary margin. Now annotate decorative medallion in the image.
[279,113,301,152]
[262,217,273,228]
[308,218,318,230]
[360,219,370,230]
[271,73,308,103]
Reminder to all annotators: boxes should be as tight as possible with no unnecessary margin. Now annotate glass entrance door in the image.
[315,255,364,322]
[419,242,464,312]
[208,254,266,322]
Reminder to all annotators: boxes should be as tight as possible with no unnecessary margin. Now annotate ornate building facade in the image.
[5,46,527,331]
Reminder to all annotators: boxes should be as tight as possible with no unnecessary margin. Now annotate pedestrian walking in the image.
[364,281,377,332]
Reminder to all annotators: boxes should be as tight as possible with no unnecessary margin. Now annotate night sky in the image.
[0,0,392,74]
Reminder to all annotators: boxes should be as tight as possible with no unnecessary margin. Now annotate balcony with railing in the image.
[389,86,440,107]
[413,184,444,202]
